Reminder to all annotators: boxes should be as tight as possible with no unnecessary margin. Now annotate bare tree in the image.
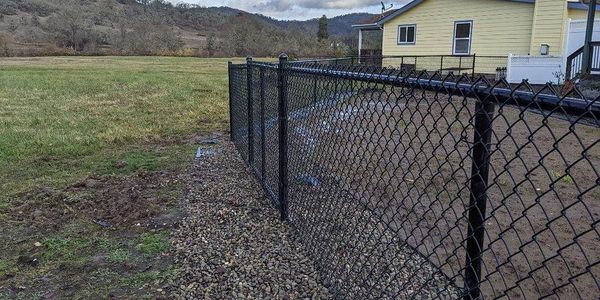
[0,34,12,57]
[46,9,95,51]
[206,33,216,56]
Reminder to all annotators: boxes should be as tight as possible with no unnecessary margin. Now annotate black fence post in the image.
[581,0,597,76]
[349,57,355,94]
[278,53,289,221]
[313,74,318,104]
[334,69,339,97]
[349,73,354,94]
[228,61,234,141]
[401,56,404,71]
[260,67,266,183]
[247,56,254,165]
[463,94,496,300]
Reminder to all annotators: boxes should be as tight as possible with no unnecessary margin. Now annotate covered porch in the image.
[351,20,383,62]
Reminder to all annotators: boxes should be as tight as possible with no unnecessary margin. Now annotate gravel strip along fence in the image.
[172,137,331,299]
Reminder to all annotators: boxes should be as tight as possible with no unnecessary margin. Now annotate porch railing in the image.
[293,55,507,79]
[566,41,600,80]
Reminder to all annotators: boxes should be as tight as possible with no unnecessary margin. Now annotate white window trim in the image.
[397,24,416,45]
[453,21,473,55]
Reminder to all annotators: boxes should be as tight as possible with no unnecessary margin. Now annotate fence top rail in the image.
[284,64,600,120]
[229,63,247,69]
[251,61,278,68]
[288,55,509,62]
[235,60,599,122]
[244,55,508,69]
[247,62,600,121]
[289,57,352,64]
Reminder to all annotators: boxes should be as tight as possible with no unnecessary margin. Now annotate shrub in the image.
[17,0,56,17]
[0,34,13,57]
[0,1,18,16]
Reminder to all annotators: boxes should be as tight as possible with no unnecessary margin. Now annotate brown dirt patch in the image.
[8,171,181,230]
[0,168,186,299]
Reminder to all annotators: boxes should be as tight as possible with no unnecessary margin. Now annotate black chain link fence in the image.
[228,55,600,300]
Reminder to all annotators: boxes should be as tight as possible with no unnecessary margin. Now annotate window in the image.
[453,21,472,55]
[397,24,416,45]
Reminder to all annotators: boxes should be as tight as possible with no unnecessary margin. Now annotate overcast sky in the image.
[167,0,411,20]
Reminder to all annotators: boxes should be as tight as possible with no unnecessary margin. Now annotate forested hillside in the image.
[0,0,376,57]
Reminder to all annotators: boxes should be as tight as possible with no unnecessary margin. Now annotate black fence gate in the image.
[228,55,600,300]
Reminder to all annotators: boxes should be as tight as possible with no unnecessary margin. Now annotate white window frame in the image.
[453,21,473,55]
[397,24,416,45]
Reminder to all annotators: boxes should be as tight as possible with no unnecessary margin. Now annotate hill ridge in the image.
[0,0,376,57]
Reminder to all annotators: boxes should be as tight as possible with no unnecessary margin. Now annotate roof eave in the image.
[352,0,598,29]
[375,0,424,26]
[568,3,600,11]
[352,23,381,30]
[509,0,534,4]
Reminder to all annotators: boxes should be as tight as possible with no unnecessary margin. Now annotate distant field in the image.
[0,56,233,198]
[0,56,236,298]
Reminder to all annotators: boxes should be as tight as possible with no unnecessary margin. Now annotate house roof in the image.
[352,0,600,30]
[352,8,400,30]
[352,0,422,30]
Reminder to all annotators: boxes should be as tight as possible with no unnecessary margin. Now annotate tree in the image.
[137,0,150,12]
[206,33,216,56]
[46,9,91,50]
[317,15,329,41]
[0,34,12,57]
[8,20,17,32]
[31,15,40,27]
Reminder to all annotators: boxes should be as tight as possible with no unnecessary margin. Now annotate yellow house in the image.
[353,0,598,74]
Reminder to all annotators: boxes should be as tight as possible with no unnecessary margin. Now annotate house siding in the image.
[530,0,568,56]
[568,8,591,20]
[381,0,535,57]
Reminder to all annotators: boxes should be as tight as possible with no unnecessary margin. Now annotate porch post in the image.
[358,29,363,64]
[582,0,597,76]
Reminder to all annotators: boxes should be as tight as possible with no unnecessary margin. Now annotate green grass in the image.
[551,170,575,184]
[136,232,170,257]
[107,248,132,264]
[41,236,96,264]
[121,270,167,286]
[0,56,238,298]
[35,220,116,267]
[0,258,16,279]
[0,56,233,199]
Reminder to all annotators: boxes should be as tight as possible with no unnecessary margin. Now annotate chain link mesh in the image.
[228,58,600,300]
[229,63,248,161]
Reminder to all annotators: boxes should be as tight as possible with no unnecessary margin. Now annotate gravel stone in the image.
[172,138,332,300]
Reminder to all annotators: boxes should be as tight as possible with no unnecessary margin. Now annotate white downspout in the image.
[563,18,572,75]
[507,53,513,83]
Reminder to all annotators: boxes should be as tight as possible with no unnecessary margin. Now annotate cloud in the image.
[168,0,412,20]
[254,0,382,10]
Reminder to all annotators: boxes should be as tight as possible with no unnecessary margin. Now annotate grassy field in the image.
[0,56,233,298]
[0,56,233,197]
